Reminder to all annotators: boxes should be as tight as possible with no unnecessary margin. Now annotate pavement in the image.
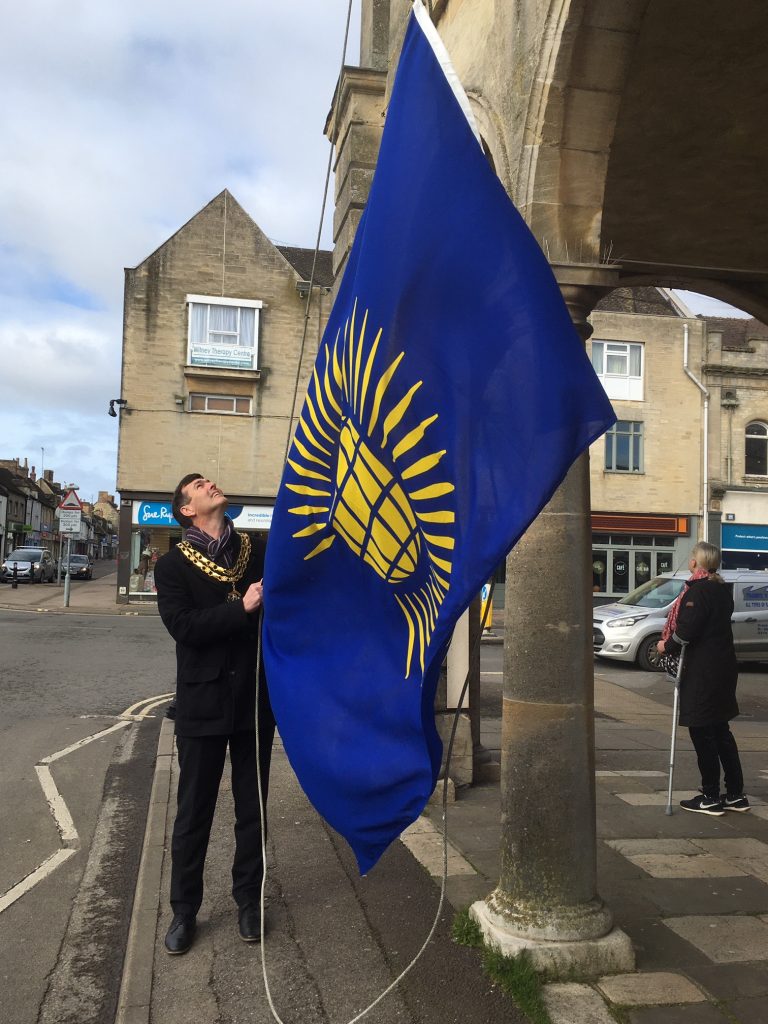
[15,582,768,1022]
[106,632,768,1024]
[0,570,158,616]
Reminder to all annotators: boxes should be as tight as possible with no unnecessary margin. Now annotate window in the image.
[189,394,252,415]
[186,294,261,370]
[591,340,643,400]
[591,535,676,596]
[605,421,643,473]
[745,421,768,475]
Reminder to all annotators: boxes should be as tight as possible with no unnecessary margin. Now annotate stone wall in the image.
[118,191,330,500]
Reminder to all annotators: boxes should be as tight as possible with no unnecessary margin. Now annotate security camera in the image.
[108,398,127,417]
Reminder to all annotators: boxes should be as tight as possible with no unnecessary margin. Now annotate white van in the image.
[593,570,768,671]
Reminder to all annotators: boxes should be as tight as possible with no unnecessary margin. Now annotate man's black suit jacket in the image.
[154,534,271,737]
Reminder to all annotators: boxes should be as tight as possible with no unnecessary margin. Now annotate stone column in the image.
[471,265,635,977]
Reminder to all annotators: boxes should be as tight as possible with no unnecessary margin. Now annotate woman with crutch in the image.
[657,541,749,816]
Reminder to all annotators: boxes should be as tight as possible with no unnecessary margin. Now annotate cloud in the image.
[0,1,359,497]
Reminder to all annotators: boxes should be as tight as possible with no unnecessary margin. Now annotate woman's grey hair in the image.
[691,541,721,572]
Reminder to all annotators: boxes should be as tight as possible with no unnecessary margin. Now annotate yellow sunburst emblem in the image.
[286,301,456,679]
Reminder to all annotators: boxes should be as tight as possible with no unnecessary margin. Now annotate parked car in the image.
[0,547,56,584]
[593,570,768,671]
[61,554,93,580]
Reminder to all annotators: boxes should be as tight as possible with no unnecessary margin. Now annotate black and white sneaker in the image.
[680,794,725,816]
[722,794,751,812]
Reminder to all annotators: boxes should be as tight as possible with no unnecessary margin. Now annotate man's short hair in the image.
[172,473,203,529]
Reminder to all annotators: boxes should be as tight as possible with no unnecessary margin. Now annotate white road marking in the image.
[0,849,78,914]
[0,692,170,916]
[34,766,79,843]
[41,722,130,765]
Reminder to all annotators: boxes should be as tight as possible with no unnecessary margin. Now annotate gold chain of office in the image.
[177,533,251,602]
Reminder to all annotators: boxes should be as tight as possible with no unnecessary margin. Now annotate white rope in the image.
[253,585,495,1024]
[255,0,498,1015]
[280,0,355,468]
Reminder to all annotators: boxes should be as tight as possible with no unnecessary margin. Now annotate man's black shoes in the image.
[164,913,196,955]
[238,903,262,943]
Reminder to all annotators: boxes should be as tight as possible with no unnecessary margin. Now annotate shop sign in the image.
[190,343,254,371]
[228,505,273,531]
[132,501,273,530]
[722,523,768,553]
[134,502,180,527]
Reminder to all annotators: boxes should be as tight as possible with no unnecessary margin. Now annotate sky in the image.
[0,2,752,504]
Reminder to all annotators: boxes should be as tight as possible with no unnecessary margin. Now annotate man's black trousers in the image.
[688,721,744,799]
[171,728,274,916]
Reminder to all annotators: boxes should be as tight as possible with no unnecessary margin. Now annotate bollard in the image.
[11,562,18,589]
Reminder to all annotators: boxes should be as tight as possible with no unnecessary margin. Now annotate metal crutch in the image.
[665,643,687,816]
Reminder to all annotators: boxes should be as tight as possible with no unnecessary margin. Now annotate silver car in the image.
[593,570,768,671]
[0,547,56,583]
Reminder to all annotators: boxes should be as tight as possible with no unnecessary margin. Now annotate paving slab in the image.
[621,919,716,972]
[685,962,768,1001]
[627,1005,731,1023]
[723,994,768,1023]
[543,983,615,1023]
[596,971,707,1005]
[643,876,768,916]
[606,839,702,857]
[664,915,768,963]
[622,853,748,879]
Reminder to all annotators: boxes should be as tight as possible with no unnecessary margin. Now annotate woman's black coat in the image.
[154,534,272,737]
[664,575,739,728]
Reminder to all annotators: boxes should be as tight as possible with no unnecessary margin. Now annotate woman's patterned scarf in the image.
[184,514,235,568]
[662,567,711,641]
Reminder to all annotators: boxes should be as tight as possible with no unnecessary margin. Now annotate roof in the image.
[277,246,334,288]
[594,286,681,317]
[700,316,768,351]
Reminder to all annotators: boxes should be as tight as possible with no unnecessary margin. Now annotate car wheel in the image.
[637,633,664,672]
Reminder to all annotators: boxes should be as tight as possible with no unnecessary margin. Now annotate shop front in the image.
[721,523,768,570]
[118,499,273,603]
[591,513,692,603]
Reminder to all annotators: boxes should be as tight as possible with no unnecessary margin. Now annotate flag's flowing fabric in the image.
[263,3,616,874]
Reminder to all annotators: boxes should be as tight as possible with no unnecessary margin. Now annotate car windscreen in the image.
[617,577,686,609]
[6,549,41,561]
[68,556,89,564]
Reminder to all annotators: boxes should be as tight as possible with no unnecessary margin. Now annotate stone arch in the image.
[517,0,649,259]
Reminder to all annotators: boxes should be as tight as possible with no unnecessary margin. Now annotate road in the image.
[0,607,175,1024]
[3,612,765,1023]
[480,639,768,720]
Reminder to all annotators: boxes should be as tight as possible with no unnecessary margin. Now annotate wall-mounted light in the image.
[108,398,128,417]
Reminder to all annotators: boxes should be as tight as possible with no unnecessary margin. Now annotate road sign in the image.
[59,509,82,535]
[59,489,83,511]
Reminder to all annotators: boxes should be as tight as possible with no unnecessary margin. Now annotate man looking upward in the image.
[154,473,274,954]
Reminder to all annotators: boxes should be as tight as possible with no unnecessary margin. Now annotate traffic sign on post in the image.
[59,489,84,511]
[59,509,82,535]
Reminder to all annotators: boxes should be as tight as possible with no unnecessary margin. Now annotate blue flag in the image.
[263,2,615,874]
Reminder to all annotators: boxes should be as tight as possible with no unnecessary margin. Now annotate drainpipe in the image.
[683,322,709,541]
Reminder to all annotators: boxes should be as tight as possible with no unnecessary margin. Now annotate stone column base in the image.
[470,900,635,979]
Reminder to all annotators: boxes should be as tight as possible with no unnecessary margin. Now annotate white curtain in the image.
[239,307,256,348]
[190,303,208,343]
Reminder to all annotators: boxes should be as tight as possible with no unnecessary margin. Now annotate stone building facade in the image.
[586,288,703,598]
[706,318,768,569]
[115,190,332,602]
